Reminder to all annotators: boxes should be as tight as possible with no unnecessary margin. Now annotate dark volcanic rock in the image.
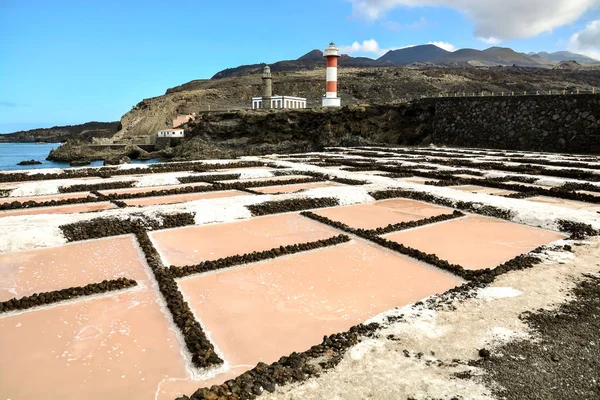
[17,160,42,165]
[476,273,600,400]
[0,278,137,313]
[479,348,491,358]
[123,144,150,160]
[69,160,91,166]
[247,197,339,216]
[58,180,135,193]
[103,155,131,165]
[46,140,104,162]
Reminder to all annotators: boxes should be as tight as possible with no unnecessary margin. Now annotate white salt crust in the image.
[117,163,149,170]
[133,172,193,188]
[2,149,600,253]
[26,168,65,176]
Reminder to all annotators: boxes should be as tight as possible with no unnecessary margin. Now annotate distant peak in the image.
[297,49,323,61]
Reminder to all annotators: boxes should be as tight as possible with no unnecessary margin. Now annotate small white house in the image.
[157,129,184,138]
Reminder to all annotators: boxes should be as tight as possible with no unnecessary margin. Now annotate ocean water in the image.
[0,143,158,171]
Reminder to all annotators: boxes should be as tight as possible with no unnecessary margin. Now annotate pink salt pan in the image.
[215,166,271,172]
[0,176,96,189]
[0,191,91,205]
[114,171,184,179]
[216,175,310,184]
[505,181,544,188]
[578,190,600,197]
[384,215,566,270]
[177,240,462,378]
[99,182,210,196]
[399,177,439,185]
[453,185,517,196]
[454,174,484,180]
[123,189,247,207]
[526,196,600,213]
[349,170,386,176]
[150,213,340,266]
[0,288,190,400]
[313,199,452,230]
[0,235,149,302]
[0,202,116,219]
[69,177,100,181]
[252,181,341,194]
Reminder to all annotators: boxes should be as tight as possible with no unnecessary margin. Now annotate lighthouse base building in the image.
[252,96,307,109]
[322,95,341,107]
[251,65,307,110]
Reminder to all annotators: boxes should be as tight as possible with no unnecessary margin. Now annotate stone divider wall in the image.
[424,94,600,154]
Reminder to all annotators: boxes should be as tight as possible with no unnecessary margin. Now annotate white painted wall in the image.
[157,129,184,138]
[251,96,306,109]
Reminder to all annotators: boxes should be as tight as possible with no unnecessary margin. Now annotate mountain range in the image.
[209,44,600,79]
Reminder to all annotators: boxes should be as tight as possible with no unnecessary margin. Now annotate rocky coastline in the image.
[41,93,600,166]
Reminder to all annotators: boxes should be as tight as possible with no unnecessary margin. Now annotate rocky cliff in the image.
[110,66,600,143]
[48,94,600,161]
[176,104,434,157]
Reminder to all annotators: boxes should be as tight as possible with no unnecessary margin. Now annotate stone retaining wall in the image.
[183,94,600,155]
[425,94,600,153]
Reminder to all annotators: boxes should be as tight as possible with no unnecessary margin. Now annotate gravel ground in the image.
[475,271,600,400]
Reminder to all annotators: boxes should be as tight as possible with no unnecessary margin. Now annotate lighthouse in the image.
[261,65,272,109]
[251,64,307,109]
[322,42,341,107]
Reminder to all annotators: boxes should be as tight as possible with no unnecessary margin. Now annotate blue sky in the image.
[1,0,599,133]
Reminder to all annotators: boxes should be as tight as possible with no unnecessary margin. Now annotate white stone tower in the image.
[262,65,272,109]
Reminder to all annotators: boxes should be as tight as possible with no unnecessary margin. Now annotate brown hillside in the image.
[110,66,600,143]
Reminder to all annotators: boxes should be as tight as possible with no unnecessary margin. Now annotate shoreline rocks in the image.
[17,160,42,165]
[69,160,91,166]
[103,155,131,166]
[46,140,105,162]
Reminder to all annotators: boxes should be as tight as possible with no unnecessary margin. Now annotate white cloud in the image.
[347,0,599,42]
[427,41,456,51]
[340,39,392,56]
[568,19,600,60]
[478,36,502,45]
[340,39,456,57]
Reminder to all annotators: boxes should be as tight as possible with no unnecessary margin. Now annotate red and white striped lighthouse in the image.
[322,42,341,107]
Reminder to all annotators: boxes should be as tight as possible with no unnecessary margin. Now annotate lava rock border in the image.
[0,277,137,314]
[246,197,339,217]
